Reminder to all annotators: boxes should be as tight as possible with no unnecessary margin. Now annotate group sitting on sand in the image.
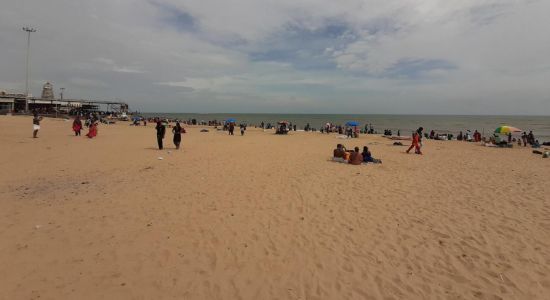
[333,144,381,165]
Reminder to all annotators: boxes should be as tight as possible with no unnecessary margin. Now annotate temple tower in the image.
[41,82,54,99]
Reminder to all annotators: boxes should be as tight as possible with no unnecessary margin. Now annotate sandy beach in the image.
[1,115,549,300]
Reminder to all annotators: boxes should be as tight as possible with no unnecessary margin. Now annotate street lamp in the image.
[23,26,37,113]
[58,87,65,118]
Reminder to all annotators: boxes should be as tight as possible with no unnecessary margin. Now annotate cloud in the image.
[0,0,549,114]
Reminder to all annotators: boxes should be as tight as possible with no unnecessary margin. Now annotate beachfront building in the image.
[0,83,129,115]
[0,90,21,113]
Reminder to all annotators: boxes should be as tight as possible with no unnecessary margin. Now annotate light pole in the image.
[58,87,65,118]
[23,26,37,113]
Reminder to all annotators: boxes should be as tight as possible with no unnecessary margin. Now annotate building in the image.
[0,83,129,115]
[41,82,54,99]
[0,90,24,113]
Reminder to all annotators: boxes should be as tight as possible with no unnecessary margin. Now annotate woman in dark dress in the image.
[172,122,183,149]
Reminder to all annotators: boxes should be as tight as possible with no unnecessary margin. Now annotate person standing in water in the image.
[32,112,42,138]
[72,116,82,136]
[172,122,185,149]
[156,120,166,150]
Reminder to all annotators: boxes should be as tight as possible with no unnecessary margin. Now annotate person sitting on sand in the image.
[362,146,381,163]
[332,144,348,162]
[333,144,346,157]
[348,147,363,165]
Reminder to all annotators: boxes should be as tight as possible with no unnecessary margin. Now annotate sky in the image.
[1,0,549,114]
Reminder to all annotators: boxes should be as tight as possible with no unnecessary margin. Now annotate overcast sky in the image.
[1,0,549,114]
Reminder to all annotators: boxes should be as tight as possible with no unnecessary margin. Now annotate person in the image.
[346,127,353,138]
[362,146,382,163]
[172,122,184,149]
[156,120,165,149]
[333,144,346,159]
[229,123,235,135]
[521,132,528,147]
[532,140,541,148]
[507,132,512,143]
[406,131,422,154]
[32,112,42,138]
[240,124,245,136]
[362,146,373,162]
[430,130,435,139]
[528,131,535,145]
[348,147,363,165]
[415,127,424,153]
[72,116,82,136]
[86,120,98,138]
[457,131,463,141]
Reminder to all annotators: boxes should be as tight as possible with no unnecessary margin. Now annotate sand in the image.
[1,115,549,300]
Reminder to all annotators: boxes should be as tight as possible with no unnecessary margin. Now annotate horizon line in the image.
[138,112,550,117]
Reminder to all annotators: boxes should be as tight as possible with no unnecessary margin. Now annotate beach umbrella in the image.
[494,125,522,134]
[278,120,289,124]
[345,121,359,127]
[225,118,236,123]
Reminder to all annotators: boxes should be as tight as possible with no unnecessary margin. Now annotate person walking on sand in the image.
[156,120,166,150]
[406,131,422,155]
[229,123,235,135]
[172,122,185,149]
[72,116,82,136]
[32,112,42,138]
[86,119,98,138]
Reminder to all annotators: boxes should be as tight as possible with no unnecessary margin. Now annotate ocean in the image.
[143,113,550,141]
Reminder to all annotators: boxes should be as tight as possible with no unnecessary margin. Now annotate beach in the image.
[1,115,549,299]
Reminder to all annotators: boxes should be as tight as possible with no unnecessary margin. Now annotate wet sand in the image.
[1,115,549,299]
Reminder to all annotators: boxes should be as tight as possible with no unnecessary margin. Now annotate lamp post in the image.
[23,27,37,113]
[58,87,65,118]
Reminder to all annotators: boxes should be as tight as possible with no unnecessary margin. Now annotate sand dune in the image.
[1,115,549,299]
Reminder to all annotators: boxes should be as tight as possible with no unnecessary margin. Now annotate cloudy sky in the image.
[1,0,549,114]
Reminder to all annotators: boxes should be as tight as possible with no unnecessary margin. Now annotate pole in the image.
[23,27,37,113]
[59,87,65,118]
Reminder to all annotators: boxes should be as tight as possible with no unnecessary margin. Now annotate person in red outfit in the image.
[406,132,422,154]
[86,121,98,138]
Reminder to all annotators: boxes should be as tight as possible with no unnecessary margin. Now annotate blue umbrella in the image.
[345,121,359,127]
[226,118,236,123]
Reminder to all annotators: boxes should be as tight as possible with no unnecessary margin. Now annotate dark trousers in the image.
[157,136,163,149]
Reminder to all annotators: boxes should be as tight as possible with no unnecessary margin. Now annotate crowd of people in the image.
[29,112,547,160]
[332,144,382,165]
